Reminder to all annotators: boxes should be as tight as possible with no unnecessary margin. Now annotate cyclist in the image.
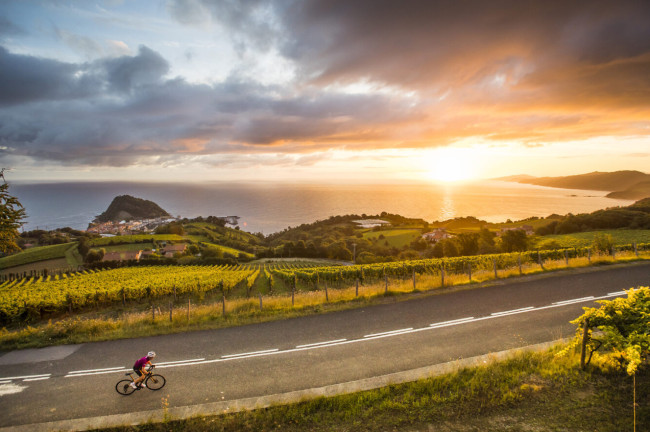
[130,351,156,389]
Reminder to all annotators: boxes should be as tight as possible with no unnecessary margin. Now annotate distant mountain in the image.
[492,174,537,182]
[94,195,170,223]
[514,170,650,193]
[606,181,650,200]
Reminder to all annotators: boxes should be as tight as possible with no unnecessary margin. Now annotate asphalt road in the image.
[1,262,649,429]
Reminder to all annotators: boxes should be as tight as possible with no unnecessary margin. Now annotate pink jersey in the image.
[133,356,149,370]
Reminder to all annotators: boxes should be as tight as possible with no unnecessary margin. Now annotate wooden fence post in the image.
[588,248,591,263]
[259,292,263,311]
[441,265,445,287]
[169,301,173,322]
[412,269,416,291]
[152,304,155,321]
[537,250,544,269]
[222,294,226,316]
[493,259,498,279]
[187,299,190,321]
[580,318,589,370]
[325,282,329,302]
[634,242,638,257]
[611,246,616,259]
[518,254,522,275]
[565,249,569,266]
[385,274,388,293]
[468,263,472,282]
[356,278,359,297]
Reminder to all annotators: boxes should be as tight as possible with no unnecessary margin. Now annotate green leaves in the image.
[572,287,650,375]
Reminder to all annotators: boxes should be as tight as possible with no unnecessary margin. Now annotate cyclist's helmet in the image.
[147,351,156,358]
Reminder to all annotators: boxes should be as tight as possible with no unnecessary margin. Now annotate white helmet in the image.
[147,351,156,358]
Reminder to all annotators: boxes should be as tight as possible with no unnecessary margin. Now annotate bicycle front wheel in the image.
[145,374,166,390]
[116,379,136,395]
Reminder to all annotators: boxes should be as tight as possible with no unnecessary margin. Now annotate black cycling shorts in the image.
[133,367,143,377]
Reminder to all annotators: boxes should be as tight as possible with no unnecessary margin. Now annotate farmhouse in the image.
[422,228,452,243]
[102,250,142,262]
[161,244,187,257]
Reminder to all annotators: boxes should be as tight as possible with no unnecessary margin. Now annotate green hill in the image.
[94,195,170,222]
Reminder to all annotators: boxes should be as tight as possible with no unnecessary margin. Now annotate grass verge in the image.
[93,345,649,432]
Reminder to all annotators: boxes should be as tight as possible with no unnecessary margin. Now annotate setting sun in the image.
[423,147,479,183]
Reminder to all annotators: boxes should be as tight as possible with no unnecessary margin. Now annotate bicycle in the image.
[115,365,166,395]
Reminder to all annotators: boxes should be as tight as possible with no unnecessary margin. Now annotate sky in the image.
[1,0,649,184]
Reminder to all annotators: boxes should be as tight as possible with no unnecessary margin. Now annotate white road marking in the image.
[65,369,129,378]
[68,366,125,374]
[0,374,51,381]
[491,307,535,316]
[156,358,205,366]
[23,377,50,382]
[364,328,414,338]
[0,383,27,396]
[222,349,279,359]
[553,296,595,306]
[0,380,12,385]
[608,291,627,297]
[430,317,475,328]
[296,339,347,349]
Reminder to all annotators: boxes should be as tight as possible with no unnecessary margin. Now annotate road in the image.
[0,262,649,430]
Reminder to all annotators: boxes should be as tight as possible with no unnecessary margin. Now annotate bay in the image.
[10,180,635,235]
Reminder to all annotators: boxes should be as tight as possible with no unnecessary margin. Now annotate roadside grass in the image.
[93,346,649,431]
[200,242,255,259]
[0,242,78,270]
[533,229,650,249]
[1,251,648,351]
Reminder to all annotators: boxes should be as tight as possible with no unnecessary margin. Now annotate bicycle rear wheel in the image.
[116,379,136,395]
[145,374,166,390]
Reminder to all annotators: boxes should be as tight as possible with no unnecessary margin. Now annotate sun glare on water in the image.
[423,147,480,183]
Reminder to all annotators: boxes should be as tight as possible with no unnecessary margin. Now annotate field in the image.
[201,241,256,259]
[0,242,81,270]
[362,228,421,247]
[533,229,650,249]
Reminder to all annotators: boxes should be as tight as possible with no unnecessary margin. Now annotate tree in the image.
[500,230,528,253]
[0,182,27,254]
[568,287,650,375]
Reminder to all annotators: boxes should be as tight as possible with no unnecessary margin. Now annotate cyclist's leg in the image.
[131,368,144,387]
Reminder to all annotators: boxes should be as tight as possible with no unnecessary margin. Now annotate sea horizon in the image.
[9,179,635,235]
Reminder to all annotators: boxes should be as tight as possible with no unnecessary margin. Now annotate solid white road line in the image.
[296,339,347,349]
[65,369,129,378]
[23,377,50,382]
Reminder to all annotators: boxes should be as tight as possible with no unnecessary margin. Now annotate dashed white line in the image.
[156,358,205,366]
[222,349,279,359]
[68,366,125,375]
[430,317,475,328]
[23,377,50,382]
[0,374,51,381]
[491,307,535,316]
[296,339,347,349]
[65,369,129,378]
[553,296,594,306]
[364,328,414,338]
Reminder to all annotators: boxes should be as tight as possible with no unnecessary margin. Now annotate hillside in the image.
[94,195,170,222]
[606,180,650,200]
[516,170,650,192]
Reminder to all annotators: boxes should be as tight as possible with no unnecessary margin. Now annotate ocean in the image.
[9,180,635,235]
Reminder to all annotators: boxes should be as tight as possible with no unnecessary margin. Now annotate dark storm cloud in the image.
[0,43,413,167]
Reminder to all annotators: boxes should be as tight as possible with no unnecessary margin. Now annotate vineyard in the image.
[1,243,649,325]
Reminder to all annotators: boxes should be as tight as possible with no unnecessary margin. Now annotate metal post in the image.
[493,259,498,279]
[222,295,226,316]
[441,265,445,287]
[355,278,359,296]
[169,302,173,322]
[412,269,416,291]
[325,282,329,302]
[468,263,472,282]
